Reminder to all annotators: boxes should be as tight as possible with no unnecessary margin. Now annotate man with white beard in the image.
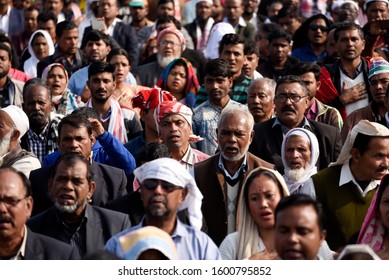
[194,106,274,245]
[281,127,319,194]
[27,153,131,258]
[0,106,41,177]
[133,28,186,87]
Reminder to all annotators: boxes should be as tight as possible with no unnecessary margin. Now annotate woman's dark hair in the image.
[243,169,286,210]
[31,32,46,46]
[107,48,131,66]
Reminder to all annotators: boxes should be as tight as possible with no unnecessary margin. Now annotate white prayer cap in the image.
[195,0,213,5]
[0,105,29,140]
[364,0,389,10]
[329,120,389,167]
[134,158,203,231]
[337,244,381,260]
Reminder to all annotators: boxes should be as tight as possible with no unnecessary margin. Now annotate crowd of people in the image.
[1,0,389,261]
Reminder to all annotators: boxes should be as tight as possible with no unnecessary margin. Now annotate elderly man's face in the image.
[0,111,15,157]
[369,73,389,105]
[0,170,33,244]
[366,2,389,22]
[275,82,309,129]
[284,135,311,181]
[217,111,254,162]
[157,33,182,68]
[58,125,94,159]
[23,85,53,130]
[140,179,187,220]
[275,204,325,260]
[247,80,274,123]
[159,114,191,151]
[50,159,95,216]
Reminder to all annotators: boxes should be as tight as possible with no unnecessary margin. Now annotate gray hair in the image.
[218,105,254,131]
[247,78,276,98]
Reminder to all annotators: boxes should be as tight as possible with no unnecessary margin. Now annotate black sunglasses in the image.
[141,179,181,193]
[309,25,328,32]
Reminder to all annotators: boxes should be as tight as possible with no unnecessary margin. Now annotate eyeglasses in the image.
[309,25,328,32]
[275,94,307,103]
[159,40,181,47]
[0,196,27,208]
[141,180,181,193]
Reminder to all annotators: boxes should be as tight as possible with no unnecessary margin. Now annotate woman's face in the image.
[166,65,187,95]
[32,34,49,60]
[247,174,282,231]
[46,66,67,96]
[379,185,389,230]
[110,55,130,83]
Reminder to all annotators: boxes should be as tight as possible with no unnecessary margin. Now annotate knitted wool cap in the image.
[368,56,389,79]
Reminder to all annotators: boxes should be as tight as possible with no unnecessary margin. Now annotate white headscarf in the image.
[236,167,289,259]
[24,29,55,78]
[133,158,203,231]
[203,22,235,60]
[330,120,389,167]
[281,128,320,194]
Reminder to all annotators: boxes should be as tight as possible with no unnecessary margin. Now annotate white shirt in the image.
[0,5,11,34]
[301,160,381,198]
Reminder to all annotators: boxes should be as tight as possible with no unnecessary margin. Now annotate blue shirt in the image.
[68,65,137,96]
[292,44,327,63]
[104,218,222,260]
[42,131,136,175]
[124,134,146,157]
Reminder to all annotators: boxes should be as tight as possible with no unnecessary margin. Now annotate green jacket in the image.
[312,165,376,251]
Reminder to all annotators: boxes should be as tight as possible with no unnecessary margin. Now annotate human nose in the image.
[286,231,299,244]
[0,200,8,212]
[259,198,268,208]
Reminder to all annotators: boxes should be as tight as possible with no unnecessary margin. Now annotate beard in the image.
[54,198,86,214]
[220,142,250,162]
[0,129,12,158]
[28,111,49,130]
[157,53,175,69]
[147,195,171,220]
[284,167,307,182]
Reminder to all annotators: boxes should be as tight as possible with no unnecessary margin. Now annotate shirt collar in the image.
[139,217,188,238]
[272,117,312,136]
[9,225,28,260]
[180,145,195,165]
[222,16,247,28]
[218,153,248,180]
[339,60,363,78]
[339,160,381,197]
